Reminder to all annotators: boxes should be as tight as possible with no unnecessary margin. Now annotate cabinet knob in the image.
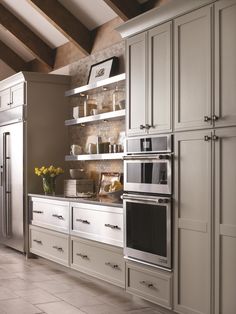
[33,239,42,244]
[76,218,90,224]
[204,135,211,141]
[204,116,211,122]
[212,115,219,121]
[52,246,63,252]
[212,135,219,141]
[105,262,120,269]
[76,253,88,259]
[159,154,170,160]
[140,124,145,130]
[158,198,169,204]
[139,281,155,289]
[145,124,151,129]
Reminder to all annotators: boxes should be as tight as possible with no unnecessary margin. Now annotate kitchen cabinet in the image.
[126,22,172,136]
[0,82,24,111]
[174,5,212,131]
[214,0,236,128]
[174,127,236,314]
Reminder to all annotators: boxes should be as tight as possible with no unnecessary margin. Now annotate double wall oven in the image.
[123,135,172,269]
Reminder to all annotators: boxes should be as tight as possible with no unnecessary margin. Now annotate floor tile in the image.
[36,301,86,314]
[0,287,18,300]
[14,288,60,305]
[0,298,42,314]
[34,280,75,294]
[80,303,126,314]
[55,290,104,308]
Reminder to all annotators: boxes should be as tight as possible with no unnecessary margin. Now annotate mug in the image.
[70,144,82,155]
[87,143,97,154]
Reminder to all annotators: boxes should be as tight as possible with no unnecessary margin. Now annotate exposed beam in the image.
[0,4,54,68]
[0,40,26,72]
[103,0,142,21]
[28,0,92,55]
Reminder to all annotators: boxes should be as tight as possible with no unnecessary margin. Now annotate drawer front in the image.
[32,200,69,232]
[71,237,125,287]
[30,226,69,266]
[126,262,172,309]
[11,83,25,107]
[72,207,123,247]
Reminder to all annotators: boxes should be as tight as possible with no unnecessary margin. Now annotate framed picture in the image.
[87,57,119,84]
[98,172,121,195]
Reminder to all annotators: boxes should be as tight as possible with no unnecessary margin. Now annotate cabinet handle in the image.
[76,219,90,224]
[204,135,211,141]
[33,239,42,244]
[105,262,120,269]
[204,116,212,122]
[76,253,89,259]
[104,223,120,230]
[52,245,63,252]
[33,210,44,214]
[145,124,151,129]
[212,115,219,121]
[52,214,64,220]
[212,135,219,141]
[140,124,145,130]
[139,280,155,289]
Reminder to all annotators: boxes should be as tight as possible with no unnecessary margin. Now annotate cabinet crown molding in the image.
[116,0,215,38]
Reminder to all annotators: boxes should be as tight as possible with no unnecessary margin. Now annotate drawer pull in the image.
[76,219,90,224]
[33,210,44,214]
[76,253,89,259]
[105,262,120,269]
[33,239,42,245]
[52,245,64,252]
[104,223,121,230]
[140,280,155,289]
[52,214,64,220]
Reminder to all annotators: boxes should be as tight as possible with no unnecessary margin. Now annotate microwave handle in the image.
[123,154,172,160]
[122,193,170,204]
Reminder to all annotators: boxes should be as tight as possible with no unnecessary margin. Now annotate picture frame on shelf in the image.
[87,57,119,84]
[98,172,121,195]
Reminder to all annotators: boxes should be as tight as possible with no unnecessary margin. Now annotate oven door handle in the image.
[123,153,172,160]
[122,193,170,203]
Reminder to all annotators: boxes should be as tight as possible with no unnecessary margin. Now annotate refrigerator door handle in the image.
[2,132,11,237]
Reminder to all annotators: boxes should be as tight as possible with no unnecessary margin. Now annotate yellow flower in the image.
[34,165,64,178]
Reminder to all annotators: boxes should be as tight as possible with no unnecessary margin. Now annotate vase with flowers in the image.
[34,165,64,195]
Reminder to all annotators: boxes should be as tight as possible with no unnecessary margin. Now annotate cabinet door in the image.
[0,88,10,110]
[214,0,236,128]
[126,32,147,136]
[11,83,25,107]
[174,6,212,131]
[214,127,236,314]
[148,22,172,134]
[174,131,212,314]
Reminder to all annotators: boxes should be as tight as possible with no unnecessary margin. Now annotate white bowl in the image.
[69,169,86,179]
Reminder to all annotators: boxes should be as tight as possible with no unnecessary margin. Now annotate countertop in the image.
[28,193,123,208]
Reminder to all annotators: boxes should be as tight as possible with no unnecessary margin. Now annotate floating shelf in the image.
[65,109,125,126]
[65,73,126,97]
[65,153,124,161]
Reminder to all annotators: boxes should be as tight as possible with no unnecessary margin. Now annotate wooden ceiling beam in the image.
[0,4,54,68]
[0,40,26,72]
[103,0,142,21]
[28,0,92,56]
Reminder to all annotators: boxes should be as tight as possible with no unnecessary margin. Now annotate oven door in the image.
[123,194,171,269]
[123,154,172,194]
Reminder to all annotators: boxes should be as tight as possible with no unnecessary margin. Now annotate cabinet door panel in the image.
[11,83,25,107]
[174,6,212,131]
[126,33,146,136]
[215,127,236,314]
[148,22,172,134]
[0,88,10,110]
[174,131,212,314]
[215,0,236,127]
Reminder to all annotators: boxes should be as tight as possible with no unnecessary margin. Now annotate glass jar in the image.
[112,86,125,111]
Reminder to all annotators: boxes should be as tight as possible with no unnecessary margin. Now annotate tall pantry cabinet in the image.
[118,0,236,314]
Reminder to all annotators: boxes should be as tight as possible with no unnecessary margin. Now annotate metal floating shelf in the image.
[65,73,126,97]
[65,153,124,161]
[65,109,125,126]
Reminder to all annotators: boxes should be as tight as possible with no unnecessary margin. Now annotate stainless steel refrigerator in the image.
[0,116,24,252]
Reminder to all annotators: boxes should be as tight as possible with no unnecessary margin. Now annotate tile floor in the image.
[0,244,176,314]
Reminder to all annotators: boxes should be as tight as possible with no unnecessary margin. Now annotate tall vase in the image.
[42,177,56,195]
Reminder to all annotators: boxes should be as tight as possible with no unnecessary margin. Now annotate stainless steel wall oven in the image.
[123,135,173,269]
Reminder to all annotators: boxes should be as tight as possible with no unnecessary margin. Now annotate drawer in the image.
[71,237,125,288]
[71,204,123,247]
[126,261,172,309]
[31,198,69,233]
[29,225,69,266]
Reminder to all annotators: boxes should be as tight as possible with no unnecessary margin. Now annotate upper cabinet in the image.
[174,5,212,131]
[126,21,172,137]
[214,0,236,128]
[0,82,25,111]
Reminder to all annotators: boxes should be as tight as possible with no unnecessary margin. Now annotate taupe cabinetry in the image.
[214,0,236,128]
[174,6,212,131]
[0,82,24,110]
[174,128,236,314]
[126,22,172,136]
